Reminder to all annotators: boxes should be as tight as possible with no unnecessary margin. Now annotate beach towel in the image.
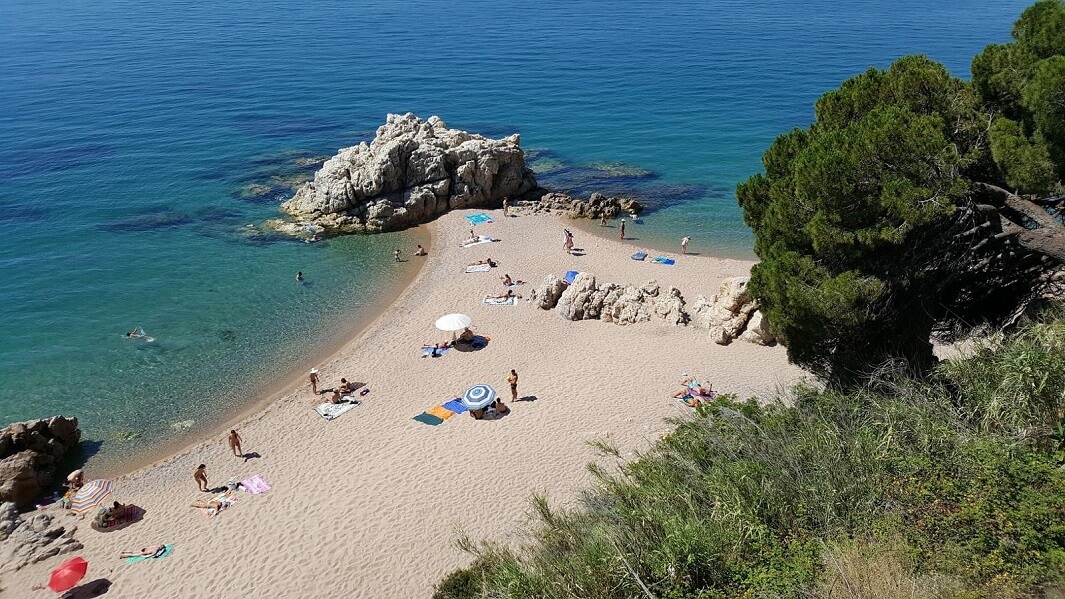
[484,296,517,306]
[654,257,676,266]
[314,399,361,420]
[465,263,492,273]
[427,405,455,420]
[442,399,468,414]
[631,251,647,261]
[460,236,497,248]
[413,412,444,426]
[421,347,450,358]
[465,213,494,225]
[125,545,173,564]
[563,270,579,284]
[241,474,271,495]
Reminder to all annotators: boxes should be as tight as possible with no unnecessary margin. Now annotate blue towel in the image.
[631,251,647,261]
[564,270,579,284]
[654,257,676,266]
[465,213,493,225]
[125,545,173,564]
[442,399,468,414]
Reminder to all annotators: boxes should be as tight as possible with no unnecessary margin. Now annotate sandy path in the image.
[2,209,805,598]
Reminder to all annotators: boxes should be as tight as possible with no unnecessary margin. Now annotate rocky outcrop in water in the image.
[0,417,81,508]
[517,191,642,220]
[0,502,82,573]
[277,113,538,234]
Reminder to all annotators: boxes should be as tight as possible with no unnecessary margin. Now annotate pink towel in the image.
[241,475,271,495]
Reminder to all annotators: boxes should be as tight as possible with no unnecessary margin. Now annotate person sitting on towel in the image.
[328,389,344,404]
[338,378,357,394]
[458,328,475,342]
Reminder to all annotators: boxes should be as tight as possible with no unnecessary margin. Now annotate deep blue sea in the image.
[0,0,1029,466]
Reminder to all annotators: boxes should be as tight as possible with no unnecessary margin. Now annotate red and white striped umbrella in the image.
[69,479,114,514]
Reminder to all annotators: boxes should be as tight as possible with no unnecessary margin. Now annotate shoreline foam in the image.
[2,209,805,598]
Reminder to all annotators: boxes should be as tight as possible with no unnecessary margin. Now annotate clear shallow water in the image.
[0,0,1028,464]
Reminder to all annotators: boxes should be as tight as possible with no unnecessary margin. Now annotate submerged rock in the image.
[279,113,538,234]
[0,417,80,508]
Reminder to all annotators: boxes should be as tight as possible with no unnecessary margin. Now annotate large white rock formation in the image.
[280,113,538,233]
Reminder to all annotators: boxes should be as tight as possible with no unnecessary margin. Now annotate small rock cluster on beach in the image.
[0,417,80,509]
[0,502,82,573]
[274,113,538,235]
[530,274,774,345]
[517,191,643,221]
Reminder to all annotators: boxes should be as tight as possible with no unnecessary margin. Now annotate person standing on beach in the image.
[502,196,509,217]
[681,236,691,254]
[507,369,518,402]
[296,271,303,282]
[227,430,243,458]
[601,212,607,226]
[194,464,208,492]
[620,219,626,240]
[309,369,320,394]
[393,249,401,262]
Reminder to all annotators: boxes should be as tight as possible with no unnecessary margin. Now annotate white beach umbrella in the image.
[435,313,472,332]
[461,384,497,410]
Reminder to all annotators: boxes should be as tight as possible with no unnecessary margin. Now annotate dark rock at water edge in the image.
[0,417,81,508]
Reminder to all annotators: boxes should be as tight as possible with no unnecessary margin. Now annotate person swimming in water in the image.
[296,271,304,282]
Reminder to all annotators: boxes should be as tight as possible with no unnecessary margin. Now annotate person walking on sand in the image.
[502,196,509,217]
[601,212,607,226]
[620,219,626,240]
[393,249,401,262]
[227,430,243,457]
[194,464,208,492]
[507,369,518,402]
[296,271,303,282]
[681,236,691,254]
[309,369,320,394]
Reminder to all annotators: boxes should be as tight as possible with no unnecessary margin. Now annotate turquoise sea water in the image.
[0,0,1029,466]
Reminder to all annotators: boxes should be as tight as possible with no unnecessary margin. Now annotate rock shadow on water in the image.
[0,201,49,225]
[229,112,350,139]
[0,141,116,181]
[526,148,711,215]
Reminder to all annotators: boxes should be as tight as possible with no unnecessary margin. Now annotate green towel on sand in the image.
[413,412,444,426]
[125,545,173,563]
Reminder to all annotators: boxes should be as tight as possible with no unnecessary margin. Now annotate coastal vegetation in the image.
[435,314,1065,598]
[435,2,1065,597]
[737,0,1065,383]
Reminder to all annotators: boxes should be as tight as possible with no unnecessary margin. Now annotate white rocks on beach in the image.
[279,113,538,233]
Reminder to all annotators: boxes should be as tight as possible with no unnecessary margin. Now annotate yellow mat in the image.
[427,405,455,420]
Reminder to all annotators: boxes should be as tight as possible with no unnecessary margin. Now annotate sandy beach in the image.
[3,209,805,598]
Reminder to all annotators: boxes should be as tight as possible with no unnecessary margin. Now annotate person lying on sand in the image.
[682,396,703,408]
[485,289,518,300]
[120,545,167,559]
[469,258,497,267]
[191,491,234,514]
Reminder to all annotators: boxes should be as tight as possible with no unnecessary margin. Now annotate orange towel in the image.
[427,405,455,420]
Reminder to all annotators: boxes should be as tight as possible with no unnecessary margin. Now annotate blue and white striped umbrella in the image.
[461,384,497,410]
